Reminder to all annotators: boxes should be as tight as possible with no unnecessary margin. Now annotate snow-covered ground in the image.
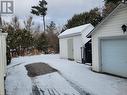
[32,72,80,95]
[5,54,127,95]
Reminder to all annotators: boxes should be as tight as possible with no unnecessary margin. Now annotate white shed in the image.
[87,3,127,78]
[0,31,7,95]
[59,24,94,62]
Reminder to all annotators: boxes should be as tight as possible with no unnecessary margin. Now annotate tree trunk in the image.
[43,16,46,32]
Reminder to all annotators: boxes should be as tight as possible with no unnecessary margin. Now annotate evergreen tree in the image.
[31,0,47,32]
[64,8,102,30]
[19,29,34,48]
[5,17,34,56]
[35,33,48,54]
[104,0,121,4]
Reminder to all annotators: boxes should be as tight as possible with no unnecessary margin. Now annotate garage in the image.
[86,3,127,78]
[101,38,127,77]
[59,24,94,62]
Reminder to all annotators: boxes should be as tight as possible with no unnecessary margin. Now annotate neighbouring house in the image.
[87,3,127,78]
[0,31,7,95]
[58,24,94,62]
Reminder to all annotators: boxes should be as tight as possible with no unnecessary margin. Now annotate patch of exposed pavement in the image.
[25,63,57,77]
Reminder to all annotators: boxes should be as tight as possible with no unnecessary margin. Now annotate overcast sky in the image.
[2,0,104,27]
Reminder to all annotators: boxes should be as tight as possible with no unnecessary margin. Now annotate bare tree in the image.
[11,16,20,30]
[24,16,34,31]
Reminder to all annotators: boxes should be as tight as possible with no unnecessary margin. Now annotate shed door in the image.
[101,39,127,77]
[67,39,74,60]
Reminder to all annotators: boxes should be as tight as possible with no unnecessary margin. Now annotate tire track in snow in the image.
[58,72,92,95]
[31,78,41,95]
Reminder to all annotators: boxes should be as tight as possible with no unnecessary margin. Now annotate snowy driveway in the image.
[31,72,81,95]
[5,55,88,95]
[6,63,82,95]
[5,54,127,95]
[25,63,83,95]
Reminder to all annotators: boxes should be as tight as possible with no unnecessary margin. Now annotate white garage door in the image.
[101,38,127,77]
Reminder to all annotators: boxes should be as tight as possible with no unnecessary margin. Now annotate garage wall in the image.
[59,35,82,62]
[92,5,127,72]
[73,36,82,62]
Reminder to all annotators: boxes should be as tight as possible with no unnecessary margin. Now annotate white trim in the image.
[87,3,127,37]
[59,33,81,39]
[99,35,127,72]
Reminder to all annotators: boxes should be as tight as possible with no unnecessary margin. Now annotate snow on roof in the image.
[58,23,94,38]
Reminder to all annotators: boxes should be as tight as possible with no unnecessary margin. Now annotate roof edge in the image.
[58,32,81,39]
[58,23,92,38]
[86,3,126,38]
[81,24,94,35]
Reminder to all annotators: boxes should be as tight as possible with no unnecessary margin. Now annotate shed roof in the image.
[58,23,94,38]
[87,3,127,38]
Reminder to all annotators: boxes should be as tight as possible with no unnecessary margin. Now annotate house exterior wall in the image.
[92,6,127,72]
[59,35,82,62]
[0,33,7,95]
